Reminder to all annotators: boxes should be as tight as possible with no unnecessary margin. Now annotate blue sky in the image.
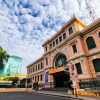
[0,0,100,73]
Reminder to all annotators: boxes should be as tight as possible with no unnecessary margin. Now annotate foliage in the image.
[0,46,9,70]
[20,78,26,86]
[33,82,39,90]
[0,74,14,81]
[27,78,31,83]
[64,80,73,89]
[12,77,19,86]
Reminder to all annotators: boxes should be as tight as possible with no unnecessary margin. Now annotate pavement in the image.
[32,90,100,100]
[0,92,79,100]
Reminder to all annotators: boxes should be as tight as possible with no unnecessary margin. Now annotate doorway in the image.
[53,71,70,87]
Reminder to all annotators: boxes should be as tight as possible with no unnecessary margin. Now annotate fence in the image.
[79,80,100,90]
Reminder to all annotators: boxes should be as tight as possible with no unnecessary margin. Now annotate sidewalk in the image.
[32,90,100,100]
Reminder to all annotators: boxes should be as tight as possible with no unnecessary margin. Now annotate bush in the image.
[33,82,39,90]
[64,80,73,90]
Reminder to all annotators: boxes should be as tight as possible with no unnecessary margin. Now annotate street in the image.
[0,92,78,100]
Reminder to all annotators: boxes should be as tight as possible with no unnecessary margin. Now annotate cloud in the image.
[0,0,100,73]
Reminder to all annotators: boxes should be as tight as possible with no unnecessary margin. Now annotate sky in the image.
[0,0,100,73]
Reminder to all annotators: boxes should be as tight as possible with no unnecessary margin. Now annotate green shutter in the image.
[93,59,100,72]
[72,45,77,53]
[56,39,58,45]
[63,33,66,39]
[68,27,73,34]
[59,36,62,42]
[86,37,96,49]
[75,63,82,74]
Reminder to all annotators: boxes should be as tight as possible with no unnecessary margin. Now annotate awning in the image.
[48,67,64,75]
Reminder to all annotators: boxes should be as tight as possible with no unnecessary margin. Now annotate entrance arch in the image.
[52,53,70,87]
[53,53,67,67]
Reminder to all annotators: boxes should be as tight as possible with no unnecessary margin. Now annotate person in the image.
[36,82,39,91]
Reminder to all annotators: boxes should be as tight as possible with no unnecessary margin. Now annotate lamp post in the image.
[25,77,28,91]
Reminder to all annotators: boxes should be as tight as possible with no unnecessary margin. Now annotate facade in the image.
[27,16,100,89]
[3,56,22,75]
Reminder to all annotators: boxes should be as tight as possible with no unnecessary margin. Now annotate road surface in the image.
[0,92,78,100]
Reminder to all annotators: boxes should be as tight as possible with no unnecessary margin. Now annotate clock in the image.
[58,59,63,66]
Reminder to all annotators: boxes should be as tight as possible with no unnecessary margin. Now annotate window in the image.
[72,44,77,53]
[53,41,55,47]
[59,36,62,42]
[50,44,52,49]
[92,59,100,72]
[63,33,66,40]
[36,65,37,71]
[56,39,58,45]
[33,77,34,80]
[75,63,82,74]
[45,46,47,51]
[86,37,96,50]
[38,64,40,70]
[45,58,48,65]
[35,76,36,82]
[40,74,42,81]
[68,27,73,34]
[41,62,43,69]
[38,75,39,81]
[27,69,29,74]
[33,66,34,72]
[55,55,67,67]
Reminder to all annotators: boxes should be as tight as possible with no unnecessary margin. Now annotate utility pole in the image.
[84,0,97,22]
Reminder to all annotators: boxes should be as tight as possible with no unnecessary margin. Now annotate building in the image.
[27,16,100,89]
[3,56,22,75]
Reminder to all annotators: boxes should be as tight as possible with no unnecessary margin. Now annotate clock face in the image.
[58,59,63,66]
[55,55,67,68]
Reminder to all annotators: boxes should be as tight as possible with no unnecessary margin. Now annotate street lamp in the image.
[25,77,28,91]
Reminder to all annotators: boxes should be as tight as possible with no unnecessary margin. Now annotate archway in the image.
[54,54,67,68]
[52,53,70,87]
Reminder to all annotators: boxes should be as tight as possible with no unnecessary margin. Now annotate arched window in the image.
[55,55,67,67]
[86,37,96,50]
[92,59,100,72]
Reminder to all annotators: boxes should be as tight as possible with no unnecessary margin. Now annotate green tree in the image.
[20,78,26,87]
[12,77,19,86]
[0,46,9,70]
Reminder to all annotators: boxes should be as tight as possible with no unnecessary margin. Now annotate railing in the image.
[79,80,100,90]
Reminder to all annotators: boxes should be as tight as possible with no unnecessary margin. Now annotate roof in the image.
[26,56,44,68]
[80,18,100,36]
[12,74,26,77]
[42,15,86,47]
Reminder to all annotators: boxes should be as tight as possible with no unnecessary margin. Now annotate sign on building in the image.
[45,72,48,84]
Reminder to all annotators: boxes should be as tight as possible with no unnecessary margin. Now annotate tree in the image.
[0,46,9,70]
[12,77,19,86]
[20,78,26,87]
[20,78,26,85]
